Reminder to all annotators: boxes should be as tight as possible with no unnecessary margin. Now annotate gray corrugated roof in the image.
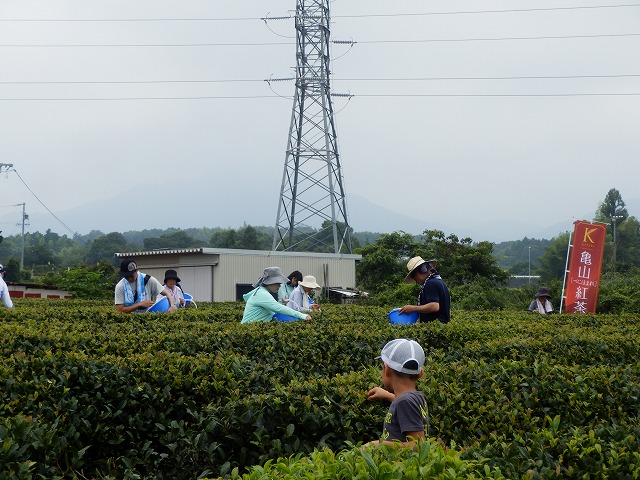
[115,247,361,260]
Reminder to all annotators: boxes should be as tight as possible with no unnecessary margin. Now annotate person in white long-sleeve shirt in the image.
[0,264,14,309]
[287,275,321,312]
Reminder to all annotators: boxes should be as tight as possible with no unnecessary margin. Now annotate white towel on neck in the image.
[535,299,553,314]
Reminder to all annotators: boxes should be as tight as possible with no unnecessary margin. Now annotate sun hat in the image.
[119,259,138,277]
[534,287,551,298]
[403,256,437,284]
[299,275,321,289]
[164,269,181,284]
[253,266,289,287]
[377,338,425,375]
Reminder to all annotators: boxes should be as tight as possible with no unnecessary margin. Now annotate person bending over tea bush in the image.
[241,266,311,323]
[363,338,429,448]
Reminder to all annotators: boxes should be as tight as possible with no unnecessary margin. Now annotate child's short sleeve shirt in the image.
[380,390,429,442]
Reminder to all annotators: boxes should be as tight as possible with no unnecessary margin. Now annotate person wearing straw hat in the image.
[287,275,321,312]
[399,256,450,324]
[241,267,311,324]
[528,286,554,314]
[114,258,176,314]
[0,264,13,309]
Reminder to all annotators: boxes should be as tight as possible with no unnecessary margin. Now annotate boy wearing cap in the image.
[114,258,176,314]
[364,338,429,448]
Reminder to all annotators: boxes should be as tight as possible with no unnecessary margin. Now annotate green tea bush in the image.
[1,300,639,478]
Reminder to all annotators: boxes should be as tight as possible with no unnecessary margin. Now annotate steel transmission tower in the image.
[272,0,352,254]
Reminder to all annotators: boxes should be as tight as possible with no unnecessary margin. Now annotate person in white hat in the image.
[241,267,311,324]
[363,338,429,448]
[287,275,321,312]
[399,256,450,323]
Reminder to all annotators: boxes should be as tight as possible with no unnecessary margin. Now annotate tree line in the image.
[0,188,637,311]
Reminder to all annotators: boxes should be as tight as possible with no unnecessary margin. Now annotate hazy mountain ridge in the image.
[3,176,638,244]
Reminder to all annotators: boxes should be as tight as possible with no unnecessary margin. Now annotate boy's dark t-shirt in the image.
[380,390,429,442]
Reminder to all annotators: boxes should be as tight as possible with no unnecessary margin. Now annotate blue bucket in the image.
[147,296,170,313]
[183,293,193,306]
[388,308,419,325]
[273,313,301,322]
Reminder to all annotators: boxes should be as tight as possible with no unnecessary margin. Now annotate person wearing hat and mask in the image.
[162,269,187,308]
[241,267,311,324]
[287,275,321,312]
[114,258,176,314]
[0,264,14,309]
[278,270,303,304]
[528,287,554,314]
[363,338,429,448]
[400,256,450,324]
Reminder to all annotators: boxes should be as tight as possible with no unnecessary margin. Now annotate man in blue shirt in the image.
[400,256,450,323]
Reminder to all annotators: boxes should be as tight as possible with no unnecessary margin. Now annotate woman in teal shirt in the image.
[242,267,311,324]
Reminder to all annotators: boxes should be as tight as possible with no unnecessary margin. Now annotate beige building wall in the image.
[116,248,360,303]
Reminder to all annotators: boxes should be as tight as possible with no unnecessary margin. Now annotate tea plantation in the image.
[1,300,639,479]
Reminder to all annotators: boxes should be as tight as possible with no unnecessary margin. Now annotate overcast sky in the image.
[0,0,638,242]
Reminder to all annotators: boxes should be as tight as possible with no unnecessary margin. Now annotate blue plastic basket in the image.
[273,313,301,322]
[147,296,170,313]
[388,308,419,325]
[183,293,193,306]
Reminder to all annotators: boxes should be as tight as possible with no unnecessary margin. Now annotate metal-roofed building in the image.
[115,248,361,303]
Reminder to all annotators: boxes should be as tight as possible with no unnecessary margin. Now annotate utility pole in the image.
[16,203,29,269]
[611,214,624,272]
[272,0,352,254]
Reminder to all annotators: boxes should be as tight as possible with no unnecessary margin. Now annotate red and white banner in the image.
[563,221,607,314]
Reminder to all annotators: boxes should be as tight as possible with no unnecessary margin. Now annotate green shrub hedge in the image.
[1,300,639,478]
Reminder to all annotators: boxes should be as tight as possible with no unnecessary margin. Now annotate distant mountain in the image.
[3,175,638,244]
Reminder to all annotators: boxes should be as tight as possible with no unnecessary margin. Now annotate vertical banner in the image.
[563,221,607,314]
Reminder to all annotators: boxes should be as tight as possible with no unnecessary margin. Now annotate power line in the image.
[355,92,640,97]
[0,42,291,48]
[1,4,639,22]
[2,74,640,85]
[1,33,638,48]
[0,79,265,85]
[1,92,639,102]
[333,4,640,18]
[8,169,76,236]
[355,33,640,44]
[0,95,282,101]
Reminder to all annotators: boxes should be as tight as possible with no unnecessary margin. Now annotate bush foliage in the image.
[1,300,639,479]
